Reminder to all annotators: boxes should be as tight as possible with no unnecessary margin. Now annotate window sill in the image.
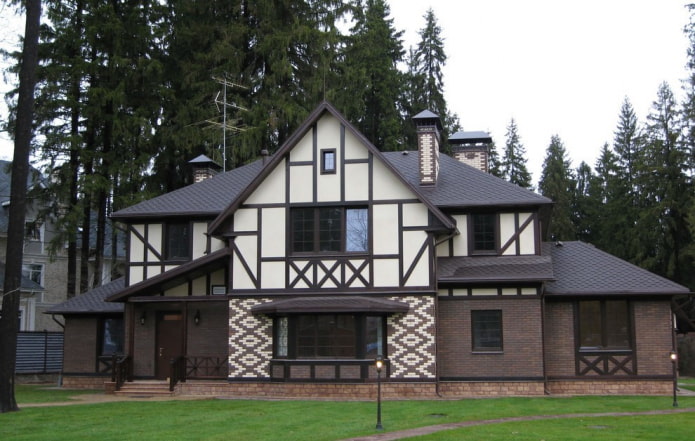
[471,350,504,355]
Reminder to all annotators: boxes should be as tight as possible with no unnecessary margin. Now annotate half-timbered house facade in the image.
[54,101,689,398]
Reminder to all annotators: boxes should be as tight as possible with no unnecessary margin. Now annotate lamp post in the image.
[670,351,678,407]
[375,355,384,431]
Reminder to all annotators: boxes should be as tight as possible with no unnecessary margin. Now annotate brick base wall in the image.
[439,381,545,397]
[547,379,672,395]
[178,381,438,400]
[61,376,110,390]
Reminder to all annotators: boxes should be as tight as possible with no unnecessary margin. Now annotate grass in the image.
[680,377,695,392]
[15,384,100,404]
[1,392,694,441]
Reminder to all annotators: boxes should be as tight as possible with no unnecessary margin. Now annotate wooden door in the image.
[155,311,183,380]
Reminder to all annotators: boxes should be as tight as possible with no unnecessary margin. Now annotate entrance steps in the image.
[115,380,173,397]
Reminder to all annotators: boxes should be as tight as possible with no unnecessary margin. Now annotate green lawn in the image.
[680,377,695,392]
[2,391,694,441]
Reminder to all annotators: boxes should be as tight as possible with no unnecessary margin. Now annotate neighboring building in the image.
[51,102,689,398]
[0,160,125,331]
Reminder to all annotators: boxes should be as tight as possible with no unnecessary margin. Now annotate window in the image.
[22,263,43,286]
[471,214,497,253]
[578,300,631,350]
[471,310,502,351]
[291,207,368,253]
[100,318,125,356]
[165,223,190,260]
[25,221,41,241]
[273,314,384,359]
[321,149,336,174]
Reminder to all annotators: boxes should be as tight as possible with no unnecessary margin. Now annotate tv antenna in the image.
[210,75,249,171]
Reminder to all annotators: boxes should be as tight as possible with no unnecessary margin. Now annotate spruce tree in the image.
[538,135,575,240]
[501,118,533,188]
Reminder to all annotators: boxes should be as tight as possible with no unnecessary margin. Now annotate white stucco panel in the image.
[402,202,428,227]
[317,172,340,202]
[164,284,188,297]
[372,160,416,201]
[290,130,314,162]
[148,223,163,258]
[129,228,145,262]
[234,208,258,232]
[316,113,341,151]
[290,164,313,203]
[518,212,536,254]
[372,204,399,255]
[373,258,399,287]
[260,261,285,289]
[192,222,208,258]
[344,129,369,161]
[450,215,468,256]
[128,267,143,285]
[402,231,429,287]
[246,162,285,205]
[500,213,516,256]
[344,163,369,201]
[232,236,257,289]
[261,207,286,258]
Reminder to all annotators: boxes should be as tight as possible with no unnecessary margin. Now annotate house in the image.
[51,101,689,397]
[0,160,125,332]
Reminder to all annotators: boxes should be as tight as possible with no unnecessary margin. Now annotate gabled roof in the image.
[111,160,263,220]
[544,241,690,296]
[45,278,124,315]
[106,248,231,301]
[383,153,551,209]
[438,254,554,284]
[207,101,456,235]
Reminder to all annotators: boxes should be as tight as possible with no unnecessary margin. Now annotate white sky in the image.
[1,1,691,186]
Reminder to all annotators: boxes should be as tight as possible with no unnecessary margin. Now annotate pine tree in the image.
[572,160,597,243]
[538,135,575,240]
[336,0,405,151]
[636,82,693,286]
[501,118,533,188]
[487,141,503,178]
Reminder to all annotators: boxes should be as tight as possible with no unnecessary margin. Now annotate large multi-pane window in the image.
[578,300,631,350]
[471,310,503,351]
[291,207,368,253]
[471,213,496,253]
[273,314,384,359]
[165,222,190,260]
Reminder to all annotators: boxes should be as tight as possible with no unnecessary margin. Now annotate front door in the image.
[155,311,183,380]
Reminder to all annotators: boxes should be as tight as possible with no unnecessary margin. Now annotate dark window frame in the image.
[470,213,498,255]
[164,222,191,261]
[98,316,125,357]
[290,207,368,254]
[273,314,385,360]
[321,149,337,174]
[471,309,503,352]
[576,299,633,351]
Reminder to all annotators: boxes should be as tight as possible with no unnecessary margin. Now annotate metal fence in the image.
[16,331,63,374]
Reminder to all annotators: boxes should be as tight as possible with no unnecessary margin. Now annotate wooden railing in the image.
[113,355,132,391]
[169,356,186,391]
[577,350,636,376]
[186,356,227,379]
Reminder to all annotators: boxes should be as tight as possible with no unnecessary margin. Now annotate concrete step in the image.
[115,380,172,397]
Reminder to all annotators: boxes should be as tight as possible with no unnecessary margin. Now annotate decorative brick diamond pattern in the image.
[228,298,272,378]
[387,295,436,379]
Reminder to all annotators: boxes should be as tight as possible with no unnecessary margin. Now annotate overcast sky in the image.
[1,1,692,186]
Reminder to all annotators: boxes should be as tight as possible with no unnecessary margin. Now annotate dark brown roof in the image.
[544,241,690,296]
[382,153,551,209]
[251,296,410,315]
[45,278,125,315]
[111,160,263,220]
[438,254,554,284]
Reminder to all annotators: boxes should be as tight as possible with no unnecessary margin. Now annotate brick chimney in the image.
[449,131,492,173]
[189,154,222,183]
[413,110,442,186]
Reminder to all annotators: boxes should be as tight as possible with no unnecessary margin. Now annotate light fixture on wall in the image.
[140,311,146,326]
[194,310,201,326]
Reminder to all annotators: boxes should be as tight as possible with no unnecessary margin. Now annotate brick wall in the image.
[62,376,110,390]
[438,298,544,379]
[633,300,673,376]
[439,381,545,397]
[548,379,672,395]
[543,301,575,377]
[187,302,228,358]
[63,317,98,373]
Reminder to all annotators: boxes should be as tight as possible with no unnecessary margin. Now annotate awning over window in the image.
[251,296,410,315]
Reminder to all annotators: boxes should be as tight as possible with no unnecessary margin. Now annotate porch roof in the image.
[250,296,410,315]
[45,278,125,315]
[106,248,232,302]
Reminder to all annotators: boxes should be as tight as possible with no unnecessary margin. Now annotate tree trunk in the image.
[0,0,41,414]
